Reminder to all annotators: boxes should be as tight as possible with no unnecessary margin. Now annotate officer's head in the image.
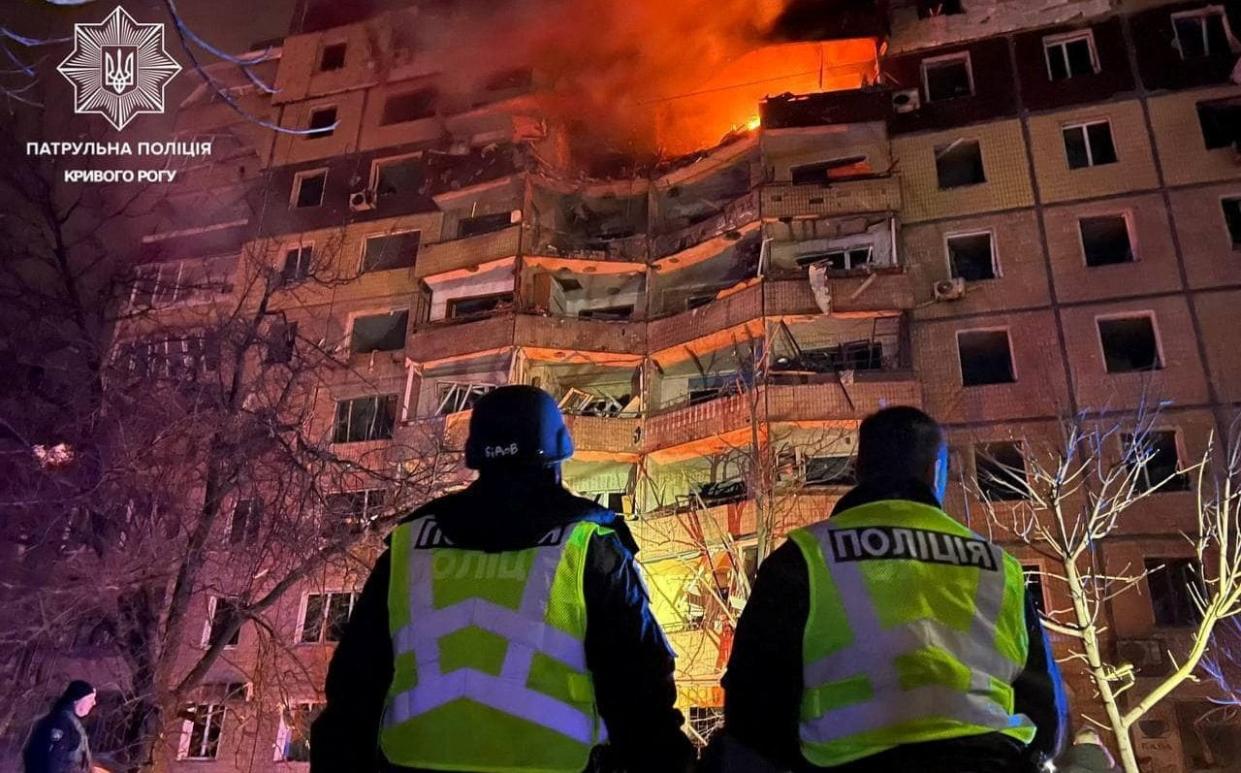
[464,385,574,473]
[57,680,96,717]
[856,406,948,502]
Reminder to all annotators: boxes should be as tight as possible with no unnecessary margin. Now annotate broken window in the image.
[458,211,513,238]
[935,140,986,189]
[957,329,1015,386]
[380,88,437,125]
[975,441,1030,501]
[1172,7,1233,59]
[265,320,297,364]
[228,500,261,545]
[318,42,346,71]
[362,231,420,272]
[1222,197,1241,248]
[922,54,973,102]
[129,260,222,309]
[1079,215,1134,266]
[179,704,225,760]
[292,169,327,209]
[350,310,408,353]
[698,480,747,506]
[281,245,313,284]
[1044,31,1098,81]
[577,305,634,320]
[1197,99,1241,151]
[804,455,857,486]
[688,373,744,405]
[203,597,241,648]
[437,382,495,415]
[1097,314,1161,373]
[373,156,422,199]
[797,246,874,271]
[685,294,717,310]
[1145,558,1200,626]
[276,703,323,762]
[947,232,997,281]
[299,592,356,643]
[1123,430,1190,493]
[332,395,397,443]
[306,106,336,139]
[918,0,963,18]
[120,333,218,381]
[1063,120,1117,169]
[325,489,387,534]
[789,156,871,184]
[1022,565,1048,616]
[448,292,513,318]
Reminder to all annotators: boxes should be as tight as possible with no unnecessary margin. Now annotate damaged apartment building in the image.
[59,0,1241,768]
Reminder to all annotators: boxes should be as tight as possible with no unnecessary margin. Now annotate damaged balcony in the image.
[416,177,526,277]
[527,183,650,262]
[522,352,643,459]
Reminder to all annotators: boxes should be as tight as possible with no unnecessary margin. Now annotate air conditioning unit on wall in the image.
[349,188,376,212]
[893,88,922,114]
[933,277,965,301]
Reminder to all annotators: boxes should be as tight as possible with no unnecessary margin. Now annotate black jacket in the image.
[710,479,1068,773]
[23,707,91,773]
[311,476,695,773]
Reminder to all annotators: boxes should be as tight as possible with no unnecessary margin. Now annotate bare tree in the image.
[968,407,1241,773]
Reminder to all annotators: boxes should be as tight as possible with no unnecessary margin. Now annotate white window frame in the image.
[436,381,497,415]
[1077,211,1138,266]
[1171,6,1236,60]
[274,701,324,762]
[333,394,399,443]
[944,229,1001,280]
[1042,30,1100,80]
[178,703,225,760]
[955,327,1018,386]
[369,152,423,194]
[1094,311,1165,373]
[1020,559,1051,616]
[306,104,337,138]
[297,591,358,644]
[921,52,975,102]
[129,260,205,310]
[201,596,240,649]
[281,241,315,282]
[360,229,421,273]
[1062,119,1116,169]
[324,488,388,528]
[290,168,328,209]
[348,307,410,354]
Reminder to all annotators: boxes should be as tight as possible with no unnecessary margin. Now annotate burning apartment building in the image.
[3,0,1240,769]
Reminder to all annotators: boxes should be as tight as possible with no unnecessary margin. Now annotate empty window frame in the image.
[1197,100,1241,150]
[436,382,496,415]
[1063,120,1117,169]
[1022,564,1049,616]
[371,155,422,199]
[203,596,241,648]
[1222,197,1241,248]
[458,211,514,238]
[935,139,986,189]
[796,245,875,271]
[447,292,514,319]
[361,231,420,272]
[129,260,210,309]
[306,106,336,139]
[299,592,356,643]
[1172,6,1234,60]
[1043,30,1099,81]
[922,53,974,102]
[281,244,313,283]
[1145,558,1200,626]
[318,42,346,71]
[789,155,871,184]
[947,231,997,281]
[577,305,635,320]
[1123,430,1190,493]
[1079,214,1135,266]
[1097,314,1162,373]
[917,0,963,18]
[804,454,857,486]
[350,310,409,353]
[975,441,1030,501]
[179,704,225,760]
[957,329,1016,386]
[380,88,438,125]
[228,500,261,544]
[265,319,297,365]
[325,489,388,533]
[332,395,398,443]
[275,702,323,762]
[292,169,327,209]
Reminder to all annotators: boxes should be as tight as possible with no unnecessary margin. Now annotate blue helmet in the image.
[464,385,574,469]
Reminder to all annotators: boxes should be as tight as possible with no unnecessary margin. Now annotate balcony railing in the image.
[564,414,642,456]
[406,311,646,363]
[414,225,523,278]
[651,191,759,260]
[526,226,648,263]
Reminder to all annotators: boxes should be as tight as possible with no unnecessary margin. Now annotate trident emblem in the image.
[103,48,136,95]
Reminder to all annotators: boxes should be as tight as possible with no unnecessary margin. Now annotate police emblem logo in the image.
[57,7,182,131]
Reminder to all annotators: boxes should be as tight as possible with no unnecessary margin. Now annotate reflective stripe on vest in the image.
[380,517,605,772]
[792,501,1036,766]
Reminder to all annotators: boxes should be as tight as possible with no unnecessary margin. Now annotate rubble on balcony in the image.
[649,230,762,317]
[422,142,525,197]
[527,184,650,262]
[522,258,646,321]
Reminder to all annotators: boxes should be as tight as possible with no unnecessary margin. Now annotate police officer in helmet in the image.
[313,385,694,773]
[707,406,1067,772]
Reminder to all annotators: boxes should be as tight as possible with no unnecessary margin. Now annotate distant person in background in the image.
[23,680,96,773]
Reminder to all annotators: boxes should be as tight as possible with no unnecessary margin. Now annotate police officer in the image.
[707,406,1067,772]
[312,385,694,773]
[23,680,96,773]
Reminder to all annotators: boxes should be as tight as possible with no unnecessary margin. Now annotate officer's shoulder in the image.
[47,711,80,742]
